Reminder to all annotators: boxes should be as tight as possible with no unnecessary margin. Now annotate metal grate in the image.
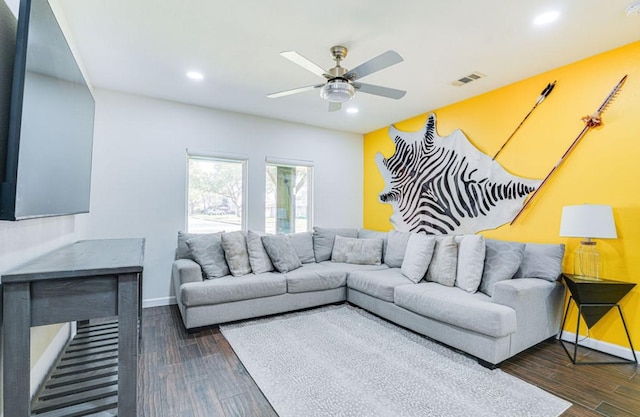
[452,71,486,86]
[31,320,119,417]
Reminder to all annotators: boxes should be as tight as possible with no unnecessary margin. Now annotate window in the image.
[187,155,246,233]
[265,159,313,234]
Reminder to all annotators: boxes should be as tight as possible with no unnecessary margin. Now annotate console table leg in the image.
[616,305,638,363]
[3,283,31,417]
[118,273,139,416]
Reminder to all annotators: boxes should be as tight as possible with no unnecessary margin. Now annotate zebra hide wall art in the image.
[376,113,541,235]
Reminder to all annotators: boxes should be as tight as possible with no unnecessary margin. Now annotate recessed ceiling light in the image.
[533,11,560,25]
[346,107,359,114]
[186,71,204,80]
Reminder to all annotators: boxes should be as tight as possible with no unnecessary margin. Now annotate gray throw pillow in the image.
[177,231,197,260]
[401,233,436,283]
[246,230,274,274]
[186,233,230,278]
[358,229,389,262]
[221,231,252,277]
[331,235,383,265]
[262,234,302,273]
[426,236,458,287]
[312,227,358,262]
[454,235,486,293]
[513,243,565,282]
[479,239,526,296]
[288,231,316,263]
[384,230,412,268]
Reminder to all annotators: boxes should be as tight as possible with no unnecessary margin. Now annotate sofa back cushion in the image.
[331,235,383,265]
[513,243,565,282]
[312,227,358,262]
[288,231,316,263]
[246,230,274,274]
[479,239,525,296]
[384,230,412,268]
[186,232,230,279]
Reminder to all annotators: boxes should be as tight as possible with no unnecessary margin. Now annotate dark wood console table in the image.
[2,238,145,417]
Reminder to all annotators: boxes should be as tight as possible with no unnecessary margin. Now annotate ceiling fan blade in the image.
[344,50,403,81]
[267,84,323,98]
[353,82,406,99]
[328,102,342,112]
[281,51,332,79]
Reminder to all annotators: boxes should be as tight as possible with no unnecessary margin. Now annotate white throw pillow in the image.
[401,234,437,283]
[331,235,383,265]
[426,236,458,287]
[454,235,486,293]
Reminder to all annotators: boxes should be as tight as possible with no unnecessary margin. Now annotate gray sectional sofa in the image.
[171,227,566,366]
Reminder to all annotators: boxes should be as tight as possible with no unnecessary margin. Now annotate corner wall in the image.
[364,41,640,351]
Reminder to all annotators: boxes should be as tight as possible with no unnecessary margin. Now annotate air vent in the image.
[452,72,486,86]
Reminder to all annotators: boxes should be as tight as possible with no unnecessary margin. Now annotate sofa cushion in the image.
[318,261,389,273]
[331,235,383,265]
[180,272,286,307]
[454,235,486,293]
[312,227,358,262]
[513,243,565,282]
[246,230,274,274]
[177,231,197,260]
[261,234,302,273]
[347,268,415,302]
[284,263,347,293]
[479,239,525,296]
[358,229,389,261]
[426,236,458,287]
[186,232,230,278]
[384,230,411,267]
[221,231,252,277]
[394,283,517,338]
[401,233,436,283]
[288,231,316,263]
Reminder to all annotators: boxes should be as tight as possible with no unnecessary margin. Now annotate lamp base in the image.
[573,241,600,280]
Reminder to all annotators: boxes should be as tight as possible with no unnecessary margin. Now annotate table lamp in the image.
[559,204,617,280]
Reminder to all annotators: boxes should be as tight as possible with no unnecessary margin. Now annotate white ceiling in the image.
[55,0,640,134]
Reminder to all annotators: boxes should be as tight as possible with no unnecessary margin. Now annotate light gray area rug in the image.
[220,305,571,417]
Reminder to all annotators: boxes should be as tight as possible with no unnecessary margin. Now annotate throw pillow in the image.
[261,234,302,273]
[185,232,230,278]
[454,235,486,293]
[331,235,383,265]
[479,239,526,296]
[426,236,458,286]
[176,231,197,260]
[221,231,252,277]
[312,227,358,262]
[384,230,412,268]
[358,229,389,262]
[513,243,565,282]
[287,231,316,263]
[246,230,274,274]
[401,233,436,283]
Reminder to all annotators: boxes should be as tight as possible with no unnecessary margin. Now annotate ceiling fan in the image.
[267,45,406,112]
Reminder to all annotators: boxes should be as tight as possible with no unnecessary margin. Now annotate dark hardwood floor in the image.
[138,305,639,417]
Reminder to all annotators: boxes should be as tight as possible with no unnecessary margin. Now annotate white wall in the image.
[82,88,363,303]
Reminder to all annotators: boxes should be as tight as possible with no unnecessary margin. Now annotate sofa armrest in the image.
[173,259,204,285]
[492,278,566,354]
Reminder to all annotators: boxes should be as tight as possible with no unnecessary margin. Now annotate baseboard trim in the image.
[559,331,639,361]
[143,296,176,308]
[30,323,72,400]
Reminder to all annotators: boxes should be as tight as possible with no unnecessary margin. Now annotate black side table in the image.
[560,273,637,365]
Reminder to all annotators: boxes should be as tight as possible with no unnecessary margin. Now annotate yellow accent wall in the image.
[364,41,640,351]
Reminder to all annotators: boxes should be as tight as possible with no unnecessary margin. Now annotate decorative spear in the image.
[493,81,556,160]
[510,75,627,225]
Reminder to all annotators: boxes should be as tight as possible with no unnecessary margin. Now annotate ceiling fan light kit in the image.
[268,45,405,111]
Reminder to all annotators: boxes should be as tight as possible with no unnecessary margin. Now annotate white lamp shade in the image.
[559,204,617,239]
